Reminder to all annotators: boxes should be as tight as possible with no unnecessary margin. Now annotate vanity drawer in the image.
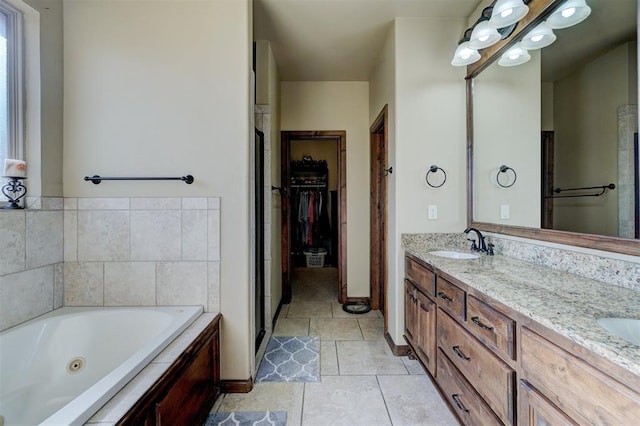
[405,256,435,297]
[466,295,515,360]
[438,310,515,425]
[521,327,640,425]
[437,348,503,426]
[436,276,465,320]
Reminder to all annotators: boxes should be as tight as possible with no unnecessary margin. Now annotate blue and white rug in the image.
[255,336,320,383]
[205,411,287,426]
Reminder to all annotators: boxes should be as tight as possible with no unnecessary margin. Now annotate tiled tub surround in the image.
[63,197,220,312]
[0,198,64,331]
[402,233,640,376]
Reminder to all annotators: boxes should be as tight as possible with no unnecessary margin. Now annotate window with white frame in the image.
[0,0,24,170]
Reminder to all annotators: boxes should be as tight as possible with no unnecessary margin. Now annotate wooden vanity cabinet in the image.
[520,326,640,425]
[404,279,437,375]
[404,255,437,375]
[438,310,515,425]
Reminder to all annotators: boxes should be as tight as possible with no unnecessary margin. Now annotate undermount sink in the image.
[428,250,480,260]
[597,318,640,346]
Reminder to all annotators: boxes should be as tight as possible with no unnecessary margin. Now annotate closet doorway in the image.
[281,131,347,304]
[369,105,388,320]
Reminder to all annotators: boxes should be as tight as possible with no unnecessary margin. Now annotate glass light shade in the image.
[498,43,531,67]
[547,0,591,29]
[468,20,501,49]
[451,41,481,66]
[520,22,557,49]
[489,0,529,28]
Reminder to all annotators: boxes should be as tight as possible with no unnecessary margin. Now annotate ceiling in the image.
[253,0,481,81]
[254,0,637,82]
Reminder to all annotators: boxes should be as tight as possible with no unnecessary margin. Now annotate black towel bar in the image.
[84,175,194,185]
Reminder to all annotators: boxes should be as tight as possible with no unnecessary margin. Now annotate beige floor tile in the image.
[331,301,381,318]
[320,340,339,376]
[377,375,458,425]
[291,267,338,302]
[273,318,310,336]
[309,318,363,340]
[337,340,407,375]
[216,382,304,426]
[358,318,385,340]
[401,356,426,375]
[302,376,391,425]
[280,304,290,317]
[287,301,332,318]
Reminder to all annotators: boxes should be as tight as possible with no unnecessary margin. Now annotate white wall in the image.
[25,0,63,196]
[63,0,252,381]
[553,42,637,236]
[281,81,371,297]
[369,18,468,345]
[473,51,541,228]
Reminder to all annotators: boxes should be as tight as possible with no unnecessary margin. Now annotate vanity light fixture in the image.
[469,17,502,50]
[498,43,531,67]
[546,0,591,29]
[519,21,557,49]
[489,0,530,29]
[451,28,481,66]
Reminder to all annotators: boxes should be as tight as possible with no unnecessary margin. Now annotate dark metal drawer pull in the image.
[437,292,453,302]
[452,394,470,413]
[471,316,494,331]
[452,346,471,361]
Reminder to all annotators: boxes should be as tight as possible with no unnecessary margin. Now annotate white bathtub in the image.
[0,306,203,426]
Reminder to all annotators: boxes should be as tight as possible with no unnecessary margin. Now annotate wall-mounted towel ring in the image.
[496,165,517,188]
[426,165,447,188]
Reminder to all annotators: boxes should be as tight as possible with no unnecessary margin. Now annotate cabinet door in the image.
[416,290,436,376]
[404,281,417,345]
[518,380,577,426]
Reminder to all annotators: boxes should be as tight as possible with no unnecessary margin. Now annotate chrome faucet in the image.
[464,227,487,253]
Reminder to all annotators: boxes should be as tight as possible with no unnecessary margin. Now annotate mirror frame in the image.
[466,0,640,257]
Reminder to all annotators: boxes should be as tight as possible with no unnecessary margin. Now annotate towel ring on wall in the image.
[496,165,517,188]
[426,165,447,188]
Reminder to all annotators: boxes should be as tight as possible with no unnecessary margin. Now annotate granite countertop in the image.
[402,235,640,377]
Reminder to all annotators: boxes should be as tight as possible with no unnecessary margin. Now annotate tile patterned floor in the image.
[255,336,320,383]
[213,267,459,426]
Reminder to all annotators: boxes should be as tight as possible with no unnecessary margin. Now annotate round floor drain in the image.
[342,302,372,315]
[67,357,86,374]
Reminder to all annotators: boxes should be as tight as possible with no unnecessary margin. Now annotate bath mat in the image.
[255,336,320,382]
[205,411,287,426]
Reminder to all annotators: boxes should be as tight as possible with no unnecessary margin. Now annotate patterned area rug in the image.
[255,336,320,382]
[205,411,287,426]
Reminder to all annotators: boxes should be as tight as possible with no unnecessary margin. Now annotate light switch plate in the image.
[428,205,438,220]
[500,204,510,219]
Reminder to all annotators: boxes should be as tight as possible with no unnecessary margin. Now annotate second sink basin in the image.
[597,318,640,346]
[428,250,480,260]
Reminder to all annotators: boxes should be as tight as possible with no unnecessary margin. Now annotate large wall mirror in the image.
[468,0,640,256]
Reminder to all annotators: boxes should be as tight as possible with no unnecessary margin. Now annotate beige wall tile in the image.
[26,211,63,269]
[130,198,180,210]
[207,261,220,312]
[54,262,64,309]
[64,262,104,306]
[78,211,130,261]
[0,210,26,275]
[64,210,78,261]
[78,198,130,210]
[208,209,220,261]
[157,262,207,306]
[131,210,181,261]
[0,266,54,331]
[182,210,207,261]
[104,262,156,306]
[182,197,208,210]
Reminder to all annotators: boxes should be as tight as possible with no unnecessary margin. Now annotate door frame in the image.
[281,130,347,304]
[369,105,389,322]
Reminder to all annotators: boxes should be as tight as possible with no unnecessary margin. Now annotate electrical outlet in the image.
[428,205,438,220]
[500,204,510,220]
